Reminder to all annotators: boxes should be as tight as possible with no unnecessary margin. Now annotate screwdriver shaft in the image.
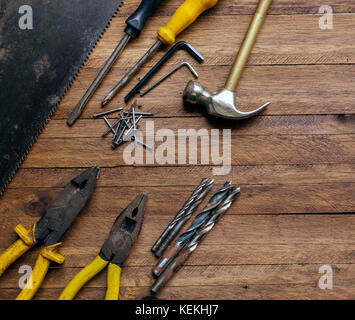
[102,39,163,107]
[67,34,131,126]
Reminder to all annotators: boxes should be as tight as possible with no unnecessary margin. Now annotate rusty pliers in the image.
[0,166,99,300]
[59,192,147,300]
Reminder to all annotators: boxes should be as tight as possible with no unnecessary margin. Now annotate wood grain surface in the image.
[0,0,354,300]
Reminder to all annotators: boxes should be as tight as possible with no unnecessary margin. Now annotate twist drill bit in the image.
[152,182,234,277]
[152,178,214,257]
[154,179,214,257]
[151,186,240,294]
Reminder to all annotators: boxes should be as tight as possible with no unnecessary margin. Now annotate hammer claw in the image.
[182,0,273,121]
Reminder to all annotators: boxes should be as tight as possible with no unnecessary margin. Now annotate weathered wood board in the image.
[0,0,354,300]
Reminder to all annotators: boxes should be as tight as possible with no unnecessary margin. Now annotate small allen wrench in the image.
[139,62,198,97]
[124,41,204,102]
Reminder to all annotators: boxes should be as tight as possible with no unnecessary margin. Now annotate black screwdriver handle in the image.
[125,0,164,39]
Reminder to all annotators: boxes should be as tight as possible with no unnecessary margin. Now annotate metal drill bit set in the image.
[150,180,240,294]
[93,100,153,150]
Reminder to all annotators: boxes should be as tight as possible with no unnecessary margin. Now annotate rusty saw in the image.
[0,0,123,195]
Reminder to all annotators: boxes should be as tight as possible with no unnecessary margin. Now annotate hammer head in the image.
[183,80,269,120]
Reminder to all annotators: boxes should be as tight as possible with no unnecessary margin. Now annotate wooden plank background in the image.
[0,0,354,300]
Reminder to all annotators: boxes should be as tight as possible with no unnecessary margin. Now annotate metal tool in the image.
[101,0,218,107]
[103,118,121,138]
[151,186,240,294]
[152,182,234,278]
[102,111,130,138]
[140,62,198,97]
[125,43,203,102]
[122,113,152,150]
[124,131,152,150]
[151,178,214,257]
[103,117,116,135]
[0,0,122,196]
[0,166,99,300]
[66,0,164,126]
[97,101,153,150]
[93,107,123,119]
[113,119,130,147]
[129,111,154,116]
[183,0,273,120]
[59,192,147,300]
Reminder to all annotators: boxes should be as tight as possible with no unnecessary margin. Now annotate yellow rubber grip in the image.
[0,224,36,277]
[157,0,218,45]
[105,263,122,300]
[16,243,64,300]
[58,255,109,300]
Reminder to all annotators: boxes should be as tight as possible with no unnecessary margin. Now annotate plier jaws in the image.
[100,192,147,267]
[0,166,99,300]
[59,192,147,300]
[35,165,100,246]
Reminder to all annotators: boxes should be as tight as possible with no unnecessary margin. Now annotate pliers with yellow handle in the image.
[59,192,147,300]
[0,166,99,300]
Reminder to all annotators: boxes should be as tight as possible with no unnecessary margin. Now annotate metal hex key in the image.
[139,62,198,97]
[124,41,204,103]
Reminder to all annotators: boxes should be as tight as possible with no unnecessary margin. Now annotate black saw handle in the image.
[125,0,164,38]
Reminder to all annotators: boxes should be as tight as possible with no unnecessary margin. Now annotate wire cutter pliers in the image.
[0,166,99,300]
[59,192,147,300]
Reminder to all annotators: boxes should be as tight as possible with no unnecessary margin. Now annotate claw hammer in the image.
[183,0,273,120]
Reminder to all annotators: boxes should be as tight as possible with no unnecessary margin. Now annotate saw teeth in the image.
[0,1,125,197]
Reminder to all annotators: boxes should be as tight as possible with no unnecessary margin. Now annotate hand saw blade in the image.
[0,0,124,195]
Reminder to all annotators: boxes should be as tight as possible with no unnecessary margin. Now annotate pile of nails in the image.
[93,100,153,150]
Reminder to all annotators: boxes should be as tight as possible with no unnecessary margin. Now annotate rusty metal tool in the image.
[66,0,165,125]
[152,182,234,277]
[183,0,273,120]
[139,61,198,97]
[124,42,204,102]
[0,0,122,196]
[59,192,147,300]
[151,186,240,294]
[101,0,218,106]
[0,166,99,300]
[151,178,214,257]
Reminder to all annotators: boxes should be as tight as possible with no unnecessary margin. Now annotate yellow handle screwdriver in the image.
[102,0,219,107]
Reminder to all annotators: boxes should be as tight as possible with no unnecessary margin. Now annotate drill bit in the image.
[151,186,240,294]
[152,178,214,257]
[152,182,234,277]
